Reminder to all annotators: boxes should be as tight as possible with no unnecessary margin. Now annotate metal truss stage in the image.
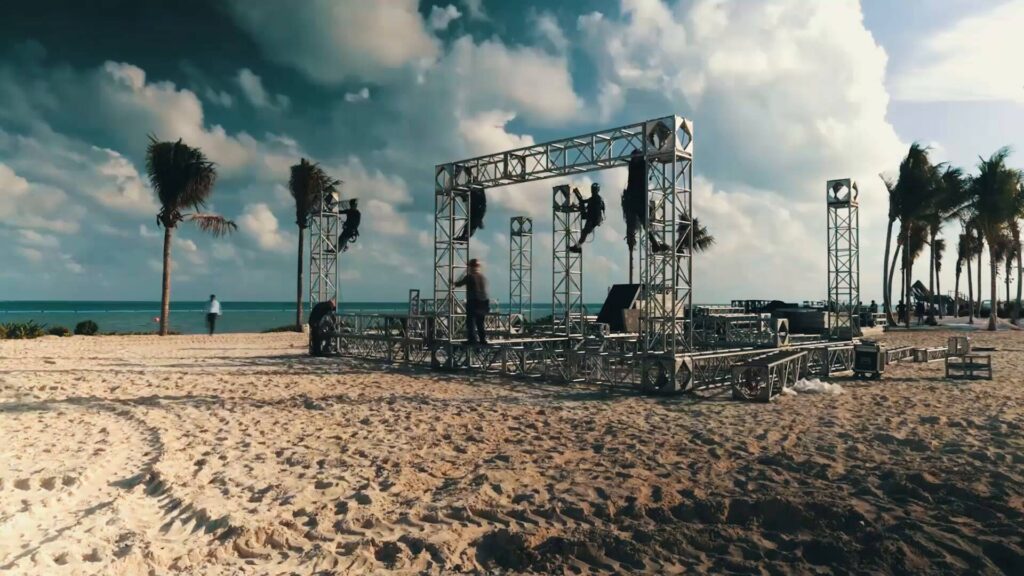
[313,115,861,397]
[334,311,854,394]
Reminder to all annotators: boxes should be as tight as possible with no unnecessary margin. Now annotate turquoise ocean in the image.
[0,301,604,335]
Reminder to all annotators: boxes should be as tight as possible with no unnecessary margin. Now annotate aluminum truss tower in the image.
[509,216,533,321]
[642,122,693,355]
[433,115,693,351]
[432,172,472,342]
[552,186,584,336]
[826,178,860,339]
[309,187,342,308]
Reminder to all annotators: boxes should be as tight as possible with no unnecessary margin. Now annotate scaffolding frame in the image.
[552,186,584,336]
[309,188,341,309]
[509,216,533,321]
[826,179,861,339]
[434,115,693,359]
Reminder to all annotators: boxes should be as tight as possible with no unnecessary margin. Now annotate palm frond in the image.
[146,136,218,219]
[187,213,237,237]
[289,158,341,228]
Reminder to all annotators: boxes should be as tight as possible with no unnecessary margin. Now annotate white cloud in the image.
[238,203,293,253]
[225,0,440,83]
[61,253,84,274]
[344,87,371,103]
[441,37,581,124]
[576,0,904,302]
[139,224,161,239]
[204,87,234,107]
[17,247,43,263]
[462,0,488,21]
[531,11,568,53]
[429,4,462,31]
[236,68,291,111]
[17,229,59,249]
[893,1,1024,103]
[327,155,412,205]
[92,147,159,214]
[0,162,81,233]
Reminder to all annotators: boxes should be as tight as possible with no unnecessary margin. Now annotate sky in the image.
[0,0,1021,305]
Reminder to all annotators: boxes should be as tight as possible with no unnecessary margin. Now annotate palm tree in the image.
[1012,185,1024,324]
[1003,218,1020,323]
[880,175,900,326]
[289,159,340,329]
[955,231,974,318]
[924,166,971,322]
[933,237,946,318]
[969,147,1022,330]
[147,137,236,336]
[887,144,937,327]
[685,217,715,253]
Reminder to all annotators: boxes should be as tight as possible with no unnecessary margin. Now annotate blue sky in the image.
[0,0,1021,304]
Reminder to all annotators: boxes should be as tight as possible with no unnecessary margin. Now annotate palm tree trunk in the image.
[1006,254,1012,315]
[887,242,901,326]
[927,232,936,323]
[989,246,998,331]
[296,227,304,329]
[937,268,942,319]
[967,255,974,324]
[1016,246,1022,325]
[628,246,634,284]
[976,237,984,317]
[159,226,173,336]
[904,227,912,328]
[882,217,895,325]
[954,269,960,318]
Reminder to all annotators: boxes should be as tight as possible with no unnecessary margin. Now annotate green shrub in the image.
[74,320,99,336]
[0,325,6,339]
[263,324,303,333]
[48,326,72,337]
[2,321,47,339]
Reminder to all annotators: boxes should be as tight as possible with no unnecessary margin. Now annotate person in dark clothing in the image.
[622,149,669,253]
[915,300,926,325]
[896,299,907,324]
[338,200,361,252]
[569,183,605,253]
[454,259,489,345]
[308,298,337,356]
[454,187,487,242]
[869,300,878,314]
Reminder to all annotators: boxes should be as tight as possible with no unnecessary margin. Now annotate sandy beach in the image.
[0,331,1021,575]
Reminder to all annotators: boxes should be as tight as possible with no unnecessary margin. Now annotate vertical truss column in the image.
[640,117,694,355]
[826,178,860,340]
[509,216,533,321]
[309,186,341,309]
[433,165,471,342]
[552,185,583,336]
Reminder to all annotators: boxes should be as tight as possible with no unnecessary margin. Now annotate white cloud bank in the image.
[893,1,1024,103]
[225,0,440,83]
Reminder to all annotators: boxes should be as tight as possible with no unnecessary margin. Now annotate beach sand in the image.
[1,330,1021,574]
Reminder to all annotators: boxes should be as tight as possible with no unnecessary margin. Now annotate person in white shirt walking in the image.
[206,294,221,335]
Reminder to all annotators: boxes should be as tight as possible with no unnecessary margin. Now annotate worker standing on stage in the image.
[569,183,605,253]
[455,259,489,345]
[308,297,337,356]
